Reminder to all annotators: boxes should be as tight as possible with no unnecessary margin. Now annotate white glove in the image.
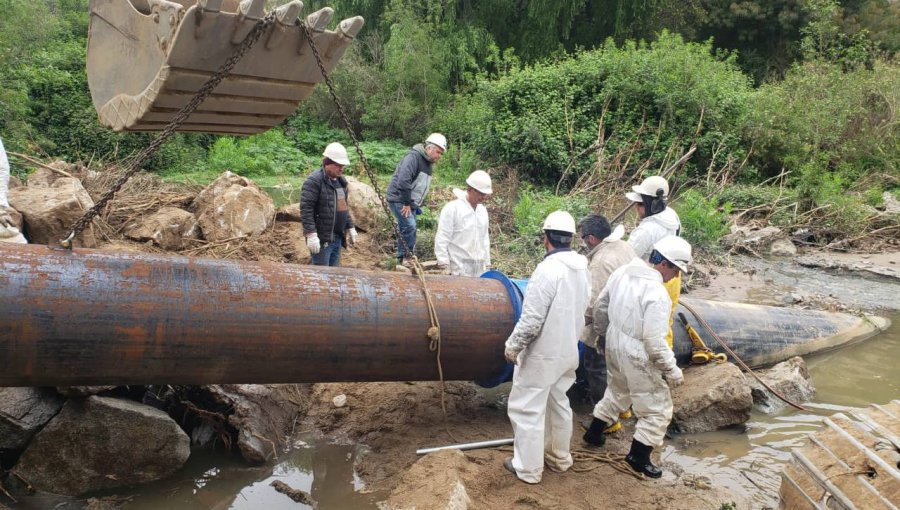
[348,227,358,246]
[665,366,684,388]
[504,345,522,365]
[306,233,321,255]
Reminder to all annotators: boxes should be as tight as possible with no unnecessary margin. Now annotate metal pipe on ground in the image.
[0,244,515,387]
[416,438,514,455]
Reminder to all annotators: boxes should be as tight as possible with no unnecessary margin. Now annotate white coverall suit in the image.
[505,249,591,483]
[0,138,27,244]
[434,188,490,277]
[591,258,678,448]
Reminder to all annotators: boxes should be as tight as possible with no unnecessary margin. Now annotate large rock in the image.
[384,449,474,510]
[346,176,387,232]
[8,175,99,247]
[749,356,816,414]
[55,386,117,398]
[123,206,199,250]
[769,238,797,257]
[275,203,301,222]
[721,225,788,255]
[193,172,275,241]
[0,388,65,455]
[15,396,190,496]
[671,362,753,434]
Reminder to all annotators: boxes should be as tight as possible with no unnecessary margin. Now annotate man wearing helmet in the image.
[502,211,591,484]
[300,142,358,266]
[625,175,684,349]
[583,235,691,479]
[434,170,493,277]
[386,133,447,265]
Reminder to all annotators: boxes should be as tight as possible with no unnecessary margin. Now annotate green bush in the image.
[674,189,731,250]
[205,129,312,177]
[513,188,591,238]
[445,32,752,184]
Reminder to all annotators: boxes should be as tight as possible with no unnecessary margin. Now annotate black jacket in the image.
[386,144,433,206]
[300,168,354,244]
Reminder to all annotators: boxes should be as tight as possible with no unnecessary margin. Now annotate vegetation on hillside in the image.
[0,0,897,267]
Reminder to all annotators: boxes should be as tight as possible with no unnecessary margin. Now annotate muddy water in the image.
[115,437,378,510]
[666,311,900,509]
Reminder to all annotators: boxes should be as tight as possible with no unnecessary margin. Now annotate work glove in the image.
[347,227,358,246]
[504,345,522,365]
[664,366,684,388]
[414,207,423,216]
[306,233,321,255]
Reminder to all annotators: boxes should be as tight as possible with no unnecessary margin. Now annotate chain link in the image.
[61,12,278,248]
[299,21,456,439]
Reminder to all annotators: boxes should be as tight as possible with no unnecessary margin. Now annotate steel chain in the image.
[299,21,457,440]
[61,12,278,248]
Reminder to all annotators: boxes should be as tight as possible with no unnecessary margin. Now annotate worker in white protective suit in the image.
[626,175,682,349]
[503,210,591,484]
[434,170,492,277]
[583,235,691,479]
[0,137,27,244]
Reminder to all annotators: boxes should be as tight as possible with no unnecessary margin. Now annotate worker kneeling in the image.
[503,211,591,484]
[583,235,691,479]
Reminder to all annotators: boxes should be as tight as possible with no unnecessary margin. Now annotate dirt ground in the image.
[302,381,742,509]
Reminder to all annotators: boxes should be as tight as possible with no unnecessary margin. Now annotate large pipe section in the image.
[0,244,516,386]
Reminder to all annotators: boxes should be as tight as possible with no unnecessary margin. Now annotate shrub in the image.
[205,129,312,177]
[674,188,730,251]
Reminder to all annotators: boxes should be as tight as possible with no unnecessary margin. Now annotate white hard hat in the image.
[626,175,669,202]
[322,142,351,166]
[425,133,447,151]
[653,235,692,273]
[466,170,493,194]
[542,210,577,234]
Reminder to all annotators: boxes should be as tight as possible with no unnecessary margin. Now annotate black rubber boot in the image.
[625,439,662,478]
[582,418,609,446]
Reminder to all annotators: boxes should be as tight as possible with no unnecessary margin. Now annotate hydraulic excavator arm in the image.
[86,0,363,134]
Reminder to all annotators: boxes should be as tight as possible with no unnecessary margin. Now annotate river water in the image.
[666,311,900,509]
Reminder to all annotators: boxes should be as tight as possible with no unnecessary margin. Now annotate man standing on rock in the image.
[0,137,27,244]
[300,142,358,267]
[503,211,591,484]
[577,214,635,417]
[385,133,446,266]
[434,170,492,277]
[583,235,690,478]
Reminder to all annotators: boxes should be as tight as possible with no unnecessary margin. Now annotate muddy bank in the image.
[303,381,744,509]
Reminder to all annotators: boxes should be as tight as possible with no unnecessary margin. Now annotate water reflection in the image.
[121,437,378,510]
[667,312,900,508]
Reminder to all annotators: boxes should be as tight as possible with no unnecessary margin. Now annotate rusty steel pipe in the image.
[0,244,516,386]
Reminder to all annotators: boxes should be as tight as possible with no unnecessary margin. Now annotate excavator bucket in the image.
[86,0,363,135]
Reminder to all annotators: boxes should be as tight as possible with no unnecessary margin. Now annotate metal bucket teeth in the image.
[87,0,363,134]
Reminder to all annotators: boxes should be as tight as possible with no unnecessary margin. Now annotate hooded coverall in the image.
[0,138,26,244]
[580,224,637,404]
[591,258,678,448]
[434,188,490,277]
[628,206,682,348]
[505,249,591,483]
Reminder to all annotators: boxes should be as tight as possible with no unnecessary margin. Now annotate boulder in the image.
[721,225,788,255]
[384,449,474,510]
[346,176,387,232]
[193,171,275,242]
[769,238,797,257]
[55,386,117,398]
[15,396,190,496]
[275,203,302,222]
[191,385,299,464]
[0,387,65,455]
[749,356,816,414]
[883,191,900,216]
[671,362,753,434]
[8,176,99,247]
[123,206,199,250]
